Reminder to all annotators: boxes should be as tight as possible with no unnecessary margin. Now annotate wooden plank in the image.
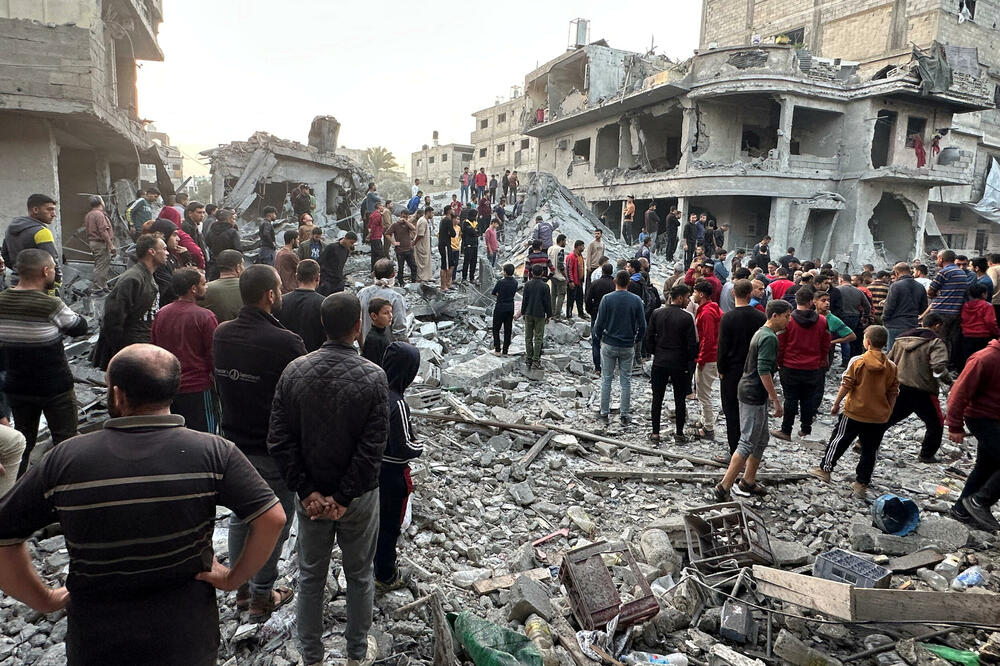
[887,548,945,573]
[751,566,855,620]
[472,567,552,595]
[578,469,810,483]
[518,431,555,469]
[852,588,1000,625]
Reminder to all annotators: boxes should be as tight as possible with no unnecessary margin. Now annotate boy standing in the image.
[809,325,899,498]
[565,240,586,319]
[491,264,519,356]
[362,298,393,366]
[715,299,791,500]
[517,264,552,369]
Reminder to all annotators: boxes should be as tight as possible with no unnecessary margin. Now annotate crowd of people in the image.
[1,185,1000,664]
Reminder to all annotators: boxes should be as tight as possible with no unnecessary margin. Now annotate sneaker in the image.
[962,496,1000,533]
[597,413,610,425]
[949,504,978,527]
[712,483,731,502]
[917,455,939,463]
[851,481,868,499]
[770,429,792,442]
[375,568,409,594]
[797,429,811,438]
[675,432,690,444]
[346,635,379,666]
[735,480,768,496]
[620,414,632,427]
[807,466,831,483]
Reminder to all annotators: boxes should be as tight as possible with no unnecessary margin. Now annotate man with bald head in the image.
[882,261,928,351]
[0,343,285,665]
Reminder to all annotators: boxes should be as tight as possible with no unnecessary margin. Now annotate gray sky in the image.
[137,0,703,176]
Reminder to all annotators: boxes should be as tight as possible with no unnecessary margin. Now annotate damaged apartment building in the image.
[0,0,166,258]
[201,116,373,227]
[523,5,998,268]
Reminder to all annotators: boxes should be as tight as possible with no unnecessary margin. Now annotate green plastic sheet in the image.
[447,611,543,666]
[920,643,980,666]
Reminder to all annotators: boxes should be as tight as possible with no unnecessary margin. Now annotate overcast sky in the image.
[137,0,703,176]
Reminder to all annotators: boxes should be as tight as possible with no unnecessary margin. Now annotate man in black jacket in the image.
[664,206,680,261]
[717,279,768,455]
[647,283,699,442]
[214,265,306,619]
[682,213,699,267]
[268,292,387,666]
[585,263,615,372]
[882,262,929,351]
[256,206,279,265]
[317,232,357,296]
[205,209,242,280]
[279,259,326,352]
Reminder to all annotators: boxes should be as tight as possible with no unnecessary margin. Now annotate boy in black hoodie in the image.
[375,342,424,591]
[362,297,393,366]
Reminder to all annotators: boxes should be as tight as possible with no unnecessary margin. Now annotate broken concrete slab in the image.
[507,574,555,622]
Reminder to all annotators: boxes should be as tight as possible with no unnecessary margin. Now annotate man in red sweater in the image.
[959,282,1000,370]
[474,168,488,199]
[685,260,723,302]
[565,240,586,319]
[772,288,831,440]
[694,280,722,439]
[150,268,220,433]
[947,338,1000,532]
[767,267,794,301]
[368,202,386,271]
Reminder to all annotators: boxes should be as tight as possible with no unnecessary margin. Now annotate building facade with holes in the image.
[410,142,474,193]
[470,96,538,181]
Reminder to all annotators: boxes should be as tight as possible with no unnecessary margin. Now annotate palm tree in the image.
[365,146,399,177]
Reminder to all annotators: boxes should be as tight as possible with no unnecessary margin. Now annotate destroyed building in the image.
[201,116,373,225]
[522,38,995,268]
[0,0,164,256]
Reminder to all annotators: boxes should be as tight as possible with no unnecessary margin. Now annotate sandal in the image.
[696,426,715,440]
[248,586,294,618]
[649,433,661,442]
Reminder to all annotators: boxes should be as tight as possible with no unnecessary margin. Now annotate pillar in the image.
[777,95,793,171]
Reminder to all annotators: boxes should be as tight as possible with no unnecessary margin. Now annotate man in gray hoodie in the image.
[2,194,61,285]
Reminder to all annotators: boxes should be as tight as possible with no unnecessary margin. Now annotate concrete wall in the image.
[0,0,99,27]
[410,145,473,191]
[0,115,61,252]
[0,18,94,110]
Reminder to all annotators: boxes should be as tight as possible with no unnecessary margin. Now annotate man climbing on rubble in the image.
[531,215,558,251]
[358,259,408,342]
[0,343,285,666]
[2,194,62,288]
[594,270,646,427]
[0,249,88,478]
[269,292,386,666]
[647,283,698,443]
[517,264,552,370]
[317,231,357,296]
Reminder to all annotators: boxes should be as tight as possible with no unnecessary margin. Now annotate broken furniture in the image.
[683,502,773,572]
[558,540,659,631]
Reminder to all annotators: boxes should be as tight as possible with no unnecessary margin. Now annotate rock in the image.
[652,605,691,634]
[640,528,681,576]
[556,387,577,398]
[487,435,512,452]
[774,629,843,666]
[507,574,554,622]
[375,588,415,614]
[709,643,766,666]
[915,517,970,551]
[770,539,812,567]
[896,638,950,666]
[34,643,66,666]
[451,567,493,588]
[508,481,536,507]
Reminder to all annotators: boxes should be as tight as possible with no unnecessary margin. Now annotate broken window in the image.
[790,107,842,157]
[498,112,506,123]
[462,153,472,161]
[429,156,435,164]
[775,27,805,45]
[479,148,487,158]
[497,144,505,153]
[961,0,976,21]
[739,99,781,160]
[871,110,897,168]
[441,154,448,162]
[572,137,591,162]
[429,179,434,185]
[417,158,423,167]
[521,139,530,149]
[976,227,988,253]
[595,123,620,171]
[636,110,684,170]
[905,116,927,147]
[480,119,489,129]
[868,193,916,262]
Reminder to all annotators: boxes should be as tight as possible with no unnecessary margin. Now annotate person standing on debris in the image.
[361,182,381,240]
[298,226,326,261]
[182,201,209,261]
[274,229,301,295]
[493,197,507,239]
[362,298,393,366]
[881,262,927,350]
[663,206,681,261]
[517,263,553,370]
[717,278,768,456]
[509,171,520,203]
[407,190,421,215]
[585,229,605,292]
[548,234,568,316]
[714,299,791,500]
[368,202,387,271]
[460,208,483,283]
[750,235,772,271]
[172,192,189,219]
[489,174,498,201]
[772,288,832,442]
[125,187,160,234]
[151,268,220,433]
[491,263,520,356]
[485,218,500,267]
[414,207,433,283]
[531,215,558,251]
[91,234,166,370]
[202,249,245,323]
[314,230,355,296]
[257,206,280,265]
[636,236,653,264]
[566,239,587,319]
[809,325,899,498]
[594,270,647,427]
[475,167,488,199]
[477,192,492,225]
[386,211,418,286]
[644,204,660,252]
[928,249,969,369]
[647,283,698,443]
[2,194,61,288]
[358,259,408,342]
[512,193,524,219]
[268,292,386,666]
[502,170,511,201]
[692,280,723,440]
[682,212,699,268]
[411,179,420,198]
[214,264,304,621]
[0,343,286,666]
[438,210,456,292]
[460,168,471,203]
[837,273,871,365]
[959,282,999,370]
[586,263,616,371]
[622,196,636,244]
[293,184,312,219]
[84,195,115,293]
[885,311,950,463]
[449,212,463,282]
[205,208,242,280]
[279,259,326,352]
[0,249,88,478]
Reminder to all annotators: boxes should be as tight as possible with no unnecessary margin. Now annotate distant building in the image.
[141,129,184,190]
[410,136,474,192]
[471,92,537,178]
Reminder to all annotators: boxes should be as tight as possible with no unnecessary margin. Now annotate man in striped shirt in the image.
[928,249,969,369]
[0,344,285,665]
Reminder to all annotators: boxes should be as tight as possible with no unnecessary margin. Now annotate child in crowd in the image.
[809,325,899,498]
[959,282,999,370]
[362,297,393,366]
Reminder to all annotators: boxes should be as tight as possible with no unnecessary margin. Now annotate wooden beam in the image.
[752,566,854,620]
[513,431,556,480]
[887,549,945,573]
[471,567,552,595]
[852,588,1000,625]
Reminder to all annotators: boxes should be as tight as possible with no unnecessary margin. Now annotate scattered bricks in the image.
[507,574,554,622]
[556,386,577,398]
[499,377,520,390]
[896,638,950,666]
[709,643,767,666]
[441,354,521,389]
[719,599,754,644]
[774,629,844,666]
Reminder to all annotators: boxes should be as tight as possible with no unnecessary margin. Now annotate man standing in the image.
[585,229,605,291]
[269,292,386,666]
[182,201,209,261]
[298,227,326,262]
[644,204,660,251]
[0,343,285,665]
[882,262,928,350]
[548,234,568,317]
[414,207,433,283]
[172,192,189,219]
[0,250,88,477]
[663,206,680,261]
[460,167,470,203]
[751,235,772,269]
[274,230,300,294]
[586,263,615,371]
[84,196,115,292]
[279,260,326,352]
[151,269,219,433]
[201,249,245,323]
[566,240,586,319]
[475,167,488,199]
[531,215,559,251]
[928,249,969,369]
[460,210,483,283]
[838,274,871,363]
[772,288,831,441]
[517,264,553,370]
[411,179,420,198]
[682,213,699,267]
[257,206,280,265]
[205,208,242,280]
[777,247,799,271]
[407,191,420,215]
[502,170,511,201]
[594,271,647,426]
[621,195,636,243]
[318,232,358,296]
[368,202,387,271]
[718,279,768,455]
[685,259,723,303]
[91,234,165,370]
[489,173,498,202]
[215,264,305,619]
[358,259,408,342]
[125,187,160,233]
[2,194,61,287]
[386,212,417,286]
[508,171,520,203]
[693,281,723,439]
[647,283,698,443]
[361,182,381,237]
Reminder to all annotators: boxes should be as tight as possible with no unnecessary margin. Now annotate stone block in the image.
[915,517,969,551]
[507,574,554,622]
[709,644,766,666]
[508,481,535,506]
[770,539,811,567]
[640,528,681,576]
[441,353,520,389]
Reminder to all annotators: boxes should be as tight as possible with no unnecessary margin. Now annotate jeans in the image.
[956,418,1000,509]
[375,465,412,583]
[840,314,863,364]
[651,364,689,435]
[460,185,469,203]
[958,336,990,371]
[736,401,769,459]
[487,250,497,267]
[8,388,77,478]
[0,424,26,496]
[665,235,679,262]
[720,371,741,454]
[695,362,719,429]
[89,241,112,289]
[476,185,485,199]
[227,454,296,599]
[524,315,545,363]
[886,327,908,352]
[600,343,634,417]
[887,385,943,458]
[395,249,417,285]
[550,279,567,316]
[449,249,460,280]
[256,247,276,266]
[820,414,888,485]
[462,249,478,281]
[296,487,379,663]
[566,283,584,317]
[493,310,513,353]
[778,367,824,435]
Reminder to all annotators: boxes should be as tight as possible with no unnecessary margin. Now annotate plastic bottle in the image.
[917,567,950,591]
[950,566,985,590]
[933,554,960,580]
[567,506,596,535]
[623,652,689,666]
[524,615,559,666]
[918,482,953,498]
